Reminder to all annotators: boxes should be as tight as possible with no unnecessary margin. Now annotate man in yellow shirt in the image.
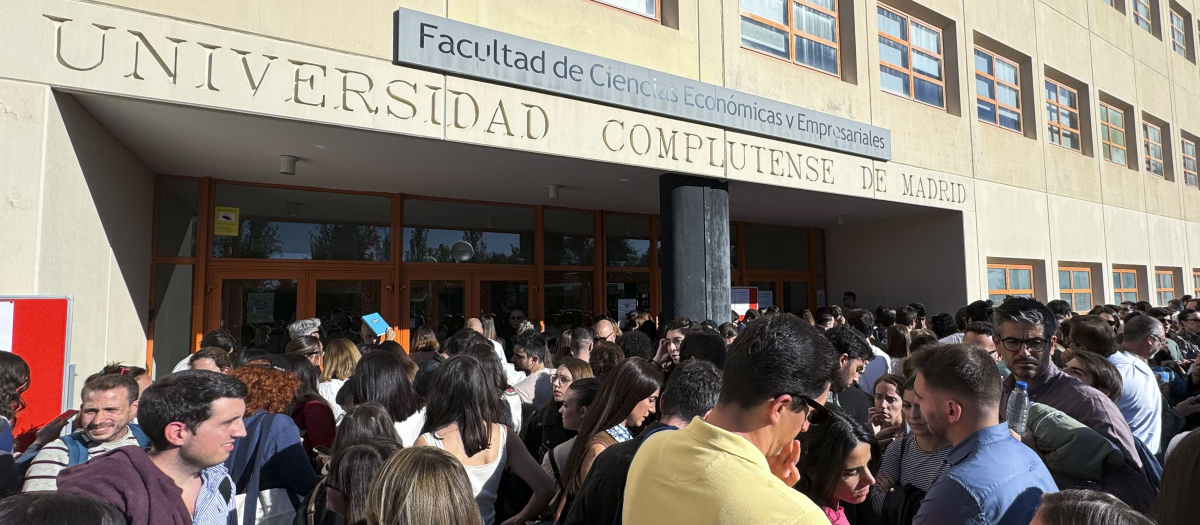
[623,313,838,525]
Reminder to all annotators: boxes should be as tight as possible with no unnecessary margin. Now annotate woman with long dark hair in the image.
[796,409,877,525]
[415,356,553,525]
[0,352,30,454]
[1153,430,1200,525]
[348,351,426,447]
[326,439,402,525]
[558,357,662,515]
[285,354,337,464]
[462,342,524,431]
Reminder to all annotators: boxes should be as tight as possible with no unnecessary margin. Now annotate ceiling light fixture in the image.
[280,155,299,175]
[548,184,561,200]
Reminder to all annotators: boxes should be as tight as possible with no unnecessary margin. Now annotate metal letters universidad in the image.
[393,8,891,161]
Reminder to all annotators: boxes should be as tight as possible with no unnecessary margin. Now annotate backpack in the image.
[14,423,151,487]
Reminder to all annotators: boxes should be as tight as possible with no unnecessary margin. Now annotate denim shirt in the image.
[913,423,1057,525]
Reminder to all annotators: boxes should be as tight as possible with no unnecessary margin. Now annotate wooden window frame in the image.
[877,5,946,110]
[1134,0,1153,33]
[589,0,661,21]
[1113,269,1139,303]
[1155,270,1176,305]
[1059,267,1094,312]
[1171,10,1188,55]
[1182,137,1198,187]
[739,0,842,78]
[975,48,1022,133]
[1143,121,1165,177]
[1100,103,1128,165]
[988,263,1035,298]
[1046,80,1082,151]
[1194,270,1200,296]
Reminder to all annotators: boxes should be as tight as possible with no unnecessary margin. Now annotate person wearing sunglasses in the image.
[1113,314,1167,455]
[623,313,838,525]
[908,343,1056,525]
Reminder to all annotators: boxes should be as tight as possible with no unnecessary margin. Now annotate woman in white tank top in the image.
[415,356,554,525]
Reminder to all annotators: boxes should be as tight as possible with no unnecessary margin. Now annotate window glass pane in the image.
[158,179,198,257]
[315,280,380,345]
[1061,293,1073,305]
[1059,87,1077,109]
[796,4,836,42]
[999,108,1021,131]
[995,59,1018,84]
[1059,270,1071,289]
[914,77,944,107]
[997,84,1019,108]
[1073,271,1090,289]
[988,267,1007,291]
[1185,141,1196,156]
[1163,273,1174,288]
[1074,293,1093,311]
[545,270,595,326]
[1009,268,1032,290]
[1124,292,1138,302]
[814,230,825,270]
[403,199,533,264]
[606,272,651,319]
[1112,147,1126,165]
[912,50,942,79]
[1123,272,1138,289]
[977,99,997,124]
[1112,272,1121,290]
[975,50,993,75]
[989,294,1008,303]
[221,278,298,353]
[1146,125,1161,143]
[213,184,390,261]
[1110,108,1124,128]
[1047,104,1059,125]
[1049,126,1061,145]
[741,0,788,24]
[879,37,909,68]
[809,0,835,10]
[880,65,911,97]
[1045,82,1058,102]
[1062,130,1079,150]
[605,214,651,267]
[153,264,193,376]
[596,0,657,17]
[796,36,839,74]
[1102,143,1112,161]
[910,22,941,53]
[1110,128,1125,147]
[745,224,809,270]
[877,7,907,40]
[1188,172,1198,186]
[544,209,594,266]
[1060,109,1078,130]
[977,76,995,100]
[741,17,789,58]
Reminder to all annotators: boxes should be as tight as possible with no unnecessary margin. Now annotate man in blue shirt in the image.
[910,344,1057,525]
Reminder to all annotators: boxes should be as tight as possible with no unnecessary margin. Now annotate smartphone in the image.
[57,409,78,421]
[314,446,332,456]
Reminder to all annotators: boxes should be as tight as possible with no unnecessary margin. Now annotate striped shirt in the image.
[193,463,235,525]
[869,434,952,513]
[22,429,142,492]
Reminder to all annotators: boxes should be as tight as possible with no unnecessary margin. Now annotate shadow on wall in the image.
[824,210,968,315]
[54,91,154,333]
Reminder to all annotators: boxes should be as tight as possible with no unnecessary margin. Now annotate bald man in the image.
[594,319,619,342]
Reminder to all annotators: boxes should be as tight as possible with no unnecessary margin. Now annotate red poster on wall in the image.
[0,297,72,447]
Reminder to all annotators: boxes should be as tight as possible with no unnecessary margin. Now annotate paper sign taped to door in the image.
[214,207,239,236]
[617,298,637,321]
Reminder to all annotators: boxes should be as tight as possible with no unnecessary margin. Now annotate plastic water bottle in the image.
[1007,381,1030,435]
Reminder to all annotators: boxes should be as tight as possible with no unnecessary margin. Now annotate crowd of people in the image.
[2,293,1200,525]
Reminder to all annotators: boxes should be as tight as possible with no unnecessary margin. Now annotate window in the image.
[1183,138,1198,186]
[1113,269,1139,303]
[1194,270,1200,296]
[878,6,945,108]
[1100,104,1127,165]
[1144,122,1165,176]
[740,0,841,76]
[987,264,1034,303]
[975,49,1021,132]
[1155,271,1175,305]
[1134,0,1153,32]
[593,0,657,19]
[1059,268,1093,312]
[1171,11,1188,55]
[1046,80,1081,151]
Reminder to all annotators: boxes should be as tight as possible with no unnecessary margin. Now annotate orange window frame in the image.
[1183,138,1198,187]
[1194,270,1200,296]
[1171,11,1188,55]
[740,0,841,77]
[1134,0,1153,33]
[877,5,946,109]
[1100,103,1128,165]
[1113,269,1139,303]
[1046,80,1081,151]
[988,264,1035,297]
[1155,271,1176,305]
[1059,267,1093,312]
[974,48,1021,133]
[589,0,661,20]
[1143,122,1165,177]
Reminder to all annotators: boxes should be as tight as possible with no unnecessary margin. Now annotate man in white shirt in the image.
[511,331,554,420]
[1111,314,1165,454]
[939,300,993,344]
[468,317,525,385]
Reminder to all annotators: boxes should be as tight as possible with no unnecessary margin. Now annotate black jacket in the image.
[562,421,675,525]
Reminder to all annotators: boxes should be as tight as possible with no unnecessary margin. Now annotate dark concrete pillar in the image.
[660,174,730,323]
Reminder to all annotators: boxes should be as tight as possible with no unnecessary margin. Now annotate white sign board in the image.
[616,298,638,321]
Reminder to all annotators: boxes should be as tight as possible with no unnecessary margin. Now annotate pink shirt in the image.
[823,505,849,525]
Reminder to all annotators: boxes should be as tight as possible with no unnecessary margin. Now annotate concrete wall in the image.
[0,79,153,398]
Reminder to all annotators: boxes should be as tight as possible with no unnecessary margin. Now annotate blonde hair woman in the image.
[367,446,485,525]
[320,338,361,421]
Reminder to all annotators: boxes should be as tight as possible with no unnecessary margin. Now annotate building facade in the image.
[2,0,1199,393]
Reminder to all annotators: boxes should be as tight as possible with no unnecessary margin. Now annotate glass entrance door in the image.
[407,279,467,341]
[306,271,394,345]
[209,270,303,354]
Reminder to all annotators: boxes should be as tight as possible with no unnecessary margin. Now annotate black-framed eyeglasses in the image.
[999,337,1050,353]
[1181,317,1200,323]
[796,395,831,426]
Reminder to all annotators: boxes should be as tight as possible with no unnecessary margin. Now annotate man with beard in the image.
[910,344,1056,525]
[21,373,149,491]
[823,324,875,427]
[994,298,1152,511]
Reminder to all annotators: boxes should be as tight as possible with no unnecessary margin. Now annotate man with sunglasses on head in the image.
[623,313,837,525]
[994,298,1152,511]
[1114,314,1166,454]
